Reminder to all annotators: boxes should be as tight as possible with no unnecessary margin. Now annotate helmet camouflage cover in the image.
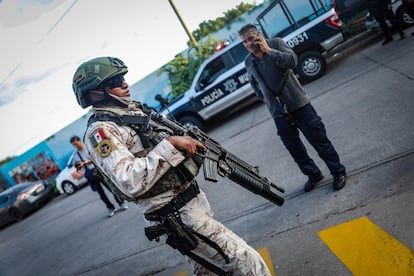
[72,56,128,108]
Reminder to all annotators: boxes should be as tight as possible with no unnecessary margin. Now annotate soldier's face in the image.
[106,77,130,99]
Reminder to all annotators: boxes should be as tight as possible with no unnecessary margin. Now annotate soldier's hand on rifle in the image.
[167,136,206,159]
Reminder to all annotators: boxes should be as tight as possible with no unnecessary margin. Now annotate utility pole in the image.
[168,0,199,47]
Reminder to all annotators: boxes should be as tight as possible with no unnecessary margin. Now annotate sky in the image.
[0,0,261,160]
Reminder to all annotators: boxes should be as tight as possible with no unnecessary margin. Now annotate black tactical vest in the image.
[87,109,202,202]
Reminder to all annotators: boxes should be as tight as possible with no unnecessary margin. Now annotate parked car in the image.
[0,180,55,228]
[55,153,88,195]
[160,40,256,130]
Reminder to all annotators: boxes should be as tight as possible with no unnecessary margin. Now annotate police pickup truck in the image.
[160,0,345,130]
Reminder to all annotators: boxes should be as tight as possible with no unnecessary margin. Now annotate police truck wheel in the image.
[62,181,76,195]
[179,116,204,130]
[297,50,327,82]
[397,9,414,28]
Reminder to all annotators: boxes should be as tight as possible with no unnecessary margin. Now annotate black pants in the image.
[91,179,123,209]
[274,104,345,181]
[373,6,404,38]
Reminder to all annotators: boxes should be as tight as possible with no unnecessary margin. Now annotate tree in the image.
[159,1,257,100]
[159,36,219,98]
[193,2,256,40]
[0,156,16,166]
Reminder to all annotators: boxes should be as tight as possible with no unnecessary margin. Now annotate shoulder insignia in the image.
[90,128,112,157]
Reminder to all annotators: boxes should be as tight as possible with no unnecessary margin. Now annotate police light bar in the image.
[215,41,230,51]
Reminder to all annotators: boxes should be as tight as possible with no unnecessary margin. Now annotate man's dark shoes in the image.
[382,37,393,45]
[333,173,346,191]
[304,175,323,192]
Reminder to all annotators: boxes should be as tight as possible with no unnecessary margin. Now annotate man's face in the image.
[71,140,83,151]
[241,28,260,54]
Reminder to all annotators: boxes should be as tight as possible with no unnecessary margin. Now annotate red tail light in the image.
[325,12,342,29]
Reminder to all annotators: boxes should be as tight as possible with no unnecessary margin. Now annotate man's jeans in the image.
[274,103,346,181]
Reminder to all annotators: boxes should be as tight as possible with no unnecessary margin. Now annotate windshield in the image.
[257,0,329,38]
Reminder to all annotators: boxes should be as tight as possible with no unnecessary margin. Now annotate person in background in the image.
[367,0,406,45]
[70,135,128,217]
[155,93,169,110]
[239,23,346,193]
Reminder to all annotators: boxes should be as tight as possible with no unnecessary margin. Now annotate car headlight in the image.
[17,193,29,201]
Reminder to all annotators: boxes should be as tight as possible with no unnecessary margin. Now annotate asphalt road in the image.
[0,27,413,276]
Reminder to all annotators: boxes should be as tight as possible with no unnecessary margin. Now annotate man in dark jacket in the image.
[239,24,346,192]
[367,0,406,44]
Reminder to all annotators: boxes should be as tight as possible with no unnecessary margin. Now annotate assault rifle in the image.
[145,110,285,206]
[92,107,285,206]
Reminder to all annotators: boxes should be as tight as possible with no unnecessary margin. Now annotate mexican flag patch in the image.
[90,128,113,157]
[90,129,107,147]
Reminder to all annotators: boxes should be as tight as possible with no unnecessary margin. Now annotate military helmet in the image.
[72,56,128,108]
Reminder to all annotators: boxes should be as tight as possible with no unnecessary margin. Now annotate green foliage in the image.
[0,156,16,166]
[159,36,219,98]
[159,1,257,100]
[192,2,256,41]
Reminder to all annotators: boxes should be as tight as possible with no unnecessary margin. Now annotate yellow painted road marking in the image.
[318,216,414,276]
[258,247,277,276]
[174,247,276,276]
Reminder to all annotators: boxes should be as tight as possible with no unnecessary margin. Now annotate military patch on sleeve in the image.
[90,128,112,157]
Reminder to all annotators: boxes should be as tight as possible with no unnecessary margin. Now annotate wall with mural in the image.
[0,141,61,188]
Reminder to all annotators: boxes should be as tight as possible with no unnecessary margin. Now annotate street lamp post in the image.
[168,0,199,47]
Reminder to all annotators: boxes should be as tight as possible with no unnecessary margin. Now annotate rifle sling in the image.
[186,250,232,276]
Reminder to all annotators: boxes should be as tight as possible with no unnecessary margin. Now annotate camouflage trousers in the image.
[179,190,271,276]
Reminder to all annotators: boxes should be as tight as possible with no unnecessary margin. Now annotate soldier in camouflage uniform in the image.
[72,56,271,275]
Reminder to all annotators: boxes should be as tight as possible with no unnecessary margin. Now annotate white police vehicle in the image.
[160,0,345,130]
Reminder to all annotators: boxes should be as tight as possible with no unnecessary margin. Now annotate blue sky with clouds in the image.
[0,0,261,159]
